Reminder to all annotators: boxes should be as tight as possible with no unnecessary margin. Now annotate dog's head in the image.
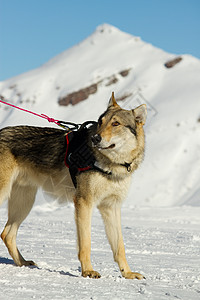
[91,92,147,161]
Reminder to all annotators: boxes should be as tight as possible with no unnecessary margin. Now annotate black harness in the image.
[64,121,111,187]
[61,120,133,187]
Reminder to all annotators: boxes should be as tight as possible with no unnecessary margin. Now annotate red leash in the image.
[0,96,60,126]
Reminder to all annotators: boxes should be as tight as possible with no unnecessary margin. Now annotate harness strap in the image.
[64,131,112,187]
[92,165,112,176]
[64,133,70,169]
[65,132,92,170]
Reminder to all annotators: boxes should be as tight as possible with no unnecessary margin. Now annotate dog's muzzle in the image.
[91,134,102,146]
[91,134,115,150]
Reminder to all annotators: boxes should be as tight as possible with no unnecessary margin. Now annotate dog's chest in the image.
[90,173,131,205]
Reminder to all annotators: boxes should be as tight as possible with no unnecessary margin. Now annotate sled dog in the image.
[0,93,147,279]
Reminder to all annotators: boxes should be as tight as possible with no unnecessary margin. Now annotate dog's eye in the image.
[112,121,120,127]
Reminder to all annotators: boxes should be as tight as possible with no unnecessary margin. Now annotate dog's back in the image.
[0,126,66,169]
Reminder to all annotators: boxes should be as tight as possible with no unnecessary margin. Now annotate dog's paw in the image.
[22,260,37,267]
[82,270,101,279]
[124,272,145,280]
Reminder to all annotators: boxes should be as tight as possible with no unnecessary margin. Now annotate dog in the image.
[0,92,147,279]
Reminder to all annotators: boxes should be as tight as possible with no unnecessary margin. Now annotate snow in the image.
[0,203,200,299]
[0,24,200,299]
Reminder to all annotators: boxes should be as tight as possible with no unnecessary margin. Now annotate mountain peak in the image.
[92,23,136,41]
[95,23,121,34]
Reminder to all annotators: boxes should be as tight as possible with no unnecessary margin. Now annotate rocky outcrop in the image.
[164,57,182,68]
[116,93,132,101]
[105,75,118,86]
[58,83,99,106]
[58,68,132,106]
[119,69,131,77]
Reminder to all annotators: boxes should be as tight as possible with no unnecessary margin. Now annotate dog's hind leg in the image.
[1,182,37,266]
[98,202,144,280]
[0,152,18,207]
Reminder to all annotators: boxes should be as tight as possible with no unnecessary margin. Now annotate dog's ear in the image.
[108,92,120,108]
[132,104,147,125]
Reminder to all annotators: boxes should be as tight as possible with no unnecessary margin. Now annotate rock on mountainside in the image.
[58,68,131,106]
[0,24,200,207]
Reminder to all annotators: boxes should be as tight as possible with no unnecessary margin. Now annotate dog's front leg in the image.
[74,196,101,279]
[98,202,144,279]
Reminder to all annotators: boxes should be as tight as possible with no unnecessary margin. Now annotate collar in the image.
[120,162,132,172]
[93,160,133,177]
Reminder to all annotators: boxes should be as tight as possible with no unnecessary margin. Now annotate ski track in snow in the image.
[0,203,200,300]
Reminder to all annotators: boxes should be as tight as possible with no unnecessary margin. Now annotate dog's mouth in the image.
[97,144,115,150]
[91,135,115,150]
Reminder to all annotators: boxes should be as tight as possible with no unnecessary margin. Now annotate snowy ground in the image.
[0,200,200,300]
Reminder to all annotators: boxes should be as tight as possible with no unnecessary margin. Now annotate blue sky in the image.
[0,0,200,81]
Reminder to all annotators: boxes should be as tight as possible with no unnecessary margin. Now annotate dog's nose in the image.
[91,134,102,145]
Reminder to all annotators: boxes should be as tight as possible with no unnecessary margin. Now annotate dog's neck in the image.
[93,145,144,180]
[90,123,145,179]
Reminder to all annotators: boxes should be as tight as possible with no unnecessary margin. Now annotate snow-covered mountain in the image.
[0,23,200,207]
